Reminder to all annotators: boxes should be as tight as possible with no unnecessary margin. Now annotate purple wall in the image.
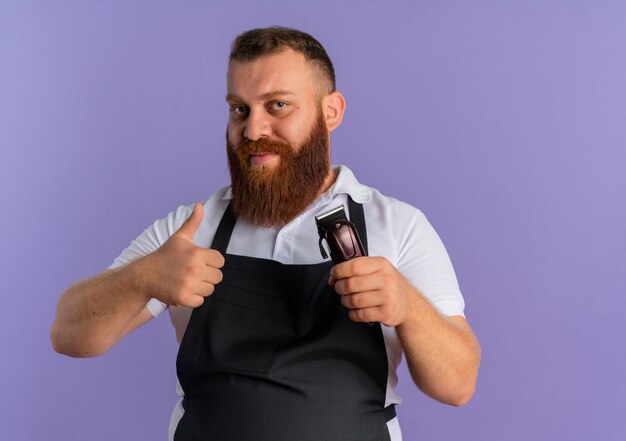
[2,1,625,439]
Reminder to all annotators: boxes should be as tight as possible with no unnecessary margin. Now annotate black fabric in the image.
[175,198,392,441]
[383,404,396,423]
[348,196,368,255]
[210,203,236,255]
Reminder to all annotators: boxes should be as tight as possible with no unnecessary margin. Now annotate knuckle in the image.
[352,309,366,322]
[346,278,358,293]
[380,273,393,286]
[381,305,396,323]
[330,265,342,280]
[174,293,190,308]
[333,280,346,294]
[183,265,196,277]
[348,309,359,322]
[214,269,223,284]
[357,296,369,309]
[206,284,215,296]
[352,295,364,309]
[192,266,203,277]
[192,248,205,261]
[340,295,351,308]
[180,281,194,293]
[353,258,365,274]
[379,304,389,317]
[383,292,395,306]
[180,293,199,307]
[375,256,389,266]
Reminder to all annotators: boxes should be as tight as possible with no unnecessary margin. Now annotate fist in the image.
[143,203,225,308]
[329,256,416,327]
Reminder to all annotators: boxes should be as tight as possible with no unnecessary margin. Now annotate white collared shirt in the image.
[110,165,465,441]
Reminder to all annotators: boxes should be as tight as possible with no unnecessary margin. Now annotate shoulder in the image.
[357,182,426,247]
[341,175,426,266]
[335,165,423,221]
[365,187,423,222]
[366,190,427,262]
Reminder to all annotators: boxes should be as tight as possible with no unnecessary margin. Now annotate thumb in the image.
[175,202,204,241]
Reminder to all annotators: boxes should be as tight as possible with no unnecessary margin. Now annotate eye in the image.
[271,101,287,110]
[231,105,248,114]
[229,105,249,120]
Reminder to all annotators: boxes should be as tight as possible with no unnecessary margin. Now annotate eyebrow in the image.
[225,90,297,102]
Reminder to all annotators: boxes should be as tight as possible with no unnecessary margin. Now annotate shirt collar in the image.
[221,165,372,204]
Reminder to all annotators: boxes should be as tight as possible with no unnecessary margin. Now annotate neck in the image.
[318,166,338,195]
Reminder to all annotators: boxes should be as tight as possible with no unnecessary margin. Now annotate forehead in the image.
[227,49,318,100]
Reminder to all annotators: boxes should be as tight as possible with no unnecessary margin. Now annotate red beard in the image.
[226,113,330,227]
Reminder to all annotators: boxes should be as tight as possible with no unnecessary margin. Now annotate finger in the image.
[330,256,383,281]
[340,291,384,310]
[333,273,384,295]
[187,295,205,308]
[175,203,204,241]
[348,307,381,323]
[203,249,225,268]
[176,292,205,308]
[200,266,223,286]
[193,279,217,297]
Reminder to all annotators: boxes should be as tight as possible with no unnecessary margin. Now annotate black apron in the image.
[174,198,395,441]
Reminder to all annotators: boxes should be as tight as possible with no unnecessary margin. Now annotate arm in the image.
[330,257,480,406]
[394,286,480,406]
[50,203,224,358]
[50,266,154,358]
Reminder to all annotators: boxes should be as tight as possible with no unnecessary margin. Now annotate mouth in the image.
[249,152,280,166]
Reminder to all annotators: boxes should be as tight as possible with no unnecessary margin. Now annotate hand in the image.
[329,256,416,327]
[140,203,225,308]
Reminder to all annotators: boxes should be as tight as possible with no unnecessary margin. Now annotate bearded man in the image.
[51,27,480,441]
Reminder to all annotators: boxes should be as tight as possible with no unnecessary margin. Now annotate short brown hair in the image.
[229,26,336,94]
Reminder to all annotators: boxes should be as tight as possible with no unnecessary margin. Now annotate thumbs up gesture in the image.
[142,203,225,308]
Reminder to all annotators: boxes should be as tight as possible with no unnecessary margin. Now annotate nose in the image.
[243,109,272,141]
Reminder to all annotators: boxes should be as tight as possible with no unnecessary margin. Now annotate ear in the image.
[321,91,346,132]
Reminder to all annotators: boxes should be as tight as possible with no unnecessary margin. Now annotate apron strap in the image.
[383,404,396,422]
[210,202,236,254]
[348,195,368,255]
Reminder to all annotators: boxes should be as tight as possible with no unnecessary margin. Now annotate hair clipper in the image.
[315,205,366,264]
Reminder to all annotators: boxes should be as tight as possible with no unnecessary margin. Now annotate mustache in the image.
[235,137,293,156]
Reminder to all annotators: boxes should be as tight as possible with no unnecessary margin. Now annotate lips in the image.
[249,152,279,166]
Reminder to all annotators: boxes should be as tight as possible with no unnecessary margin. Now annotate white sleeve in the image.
[396,209,465,317]
[108,204,195,318]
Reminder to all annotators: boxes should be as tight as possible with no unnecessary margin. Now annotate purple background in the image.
[1,1,625,440]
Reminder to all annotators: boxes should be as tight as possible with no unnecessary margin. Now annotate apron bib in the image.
[174,198,394,441]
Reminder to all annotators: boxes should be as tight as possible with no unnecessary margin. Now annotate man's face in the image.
[226,49,326,167]
[225,49,333,226]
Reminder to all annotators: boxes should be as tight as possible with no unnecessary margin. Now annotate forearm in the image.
[396,290,480,406]
[51,258,152,357]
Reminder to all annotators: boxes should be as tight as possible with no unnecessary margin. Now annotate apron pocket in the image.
[197,284,284,374]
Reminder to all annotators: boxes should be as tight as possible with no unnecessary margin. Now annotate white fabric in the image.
[110,165,465,441]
